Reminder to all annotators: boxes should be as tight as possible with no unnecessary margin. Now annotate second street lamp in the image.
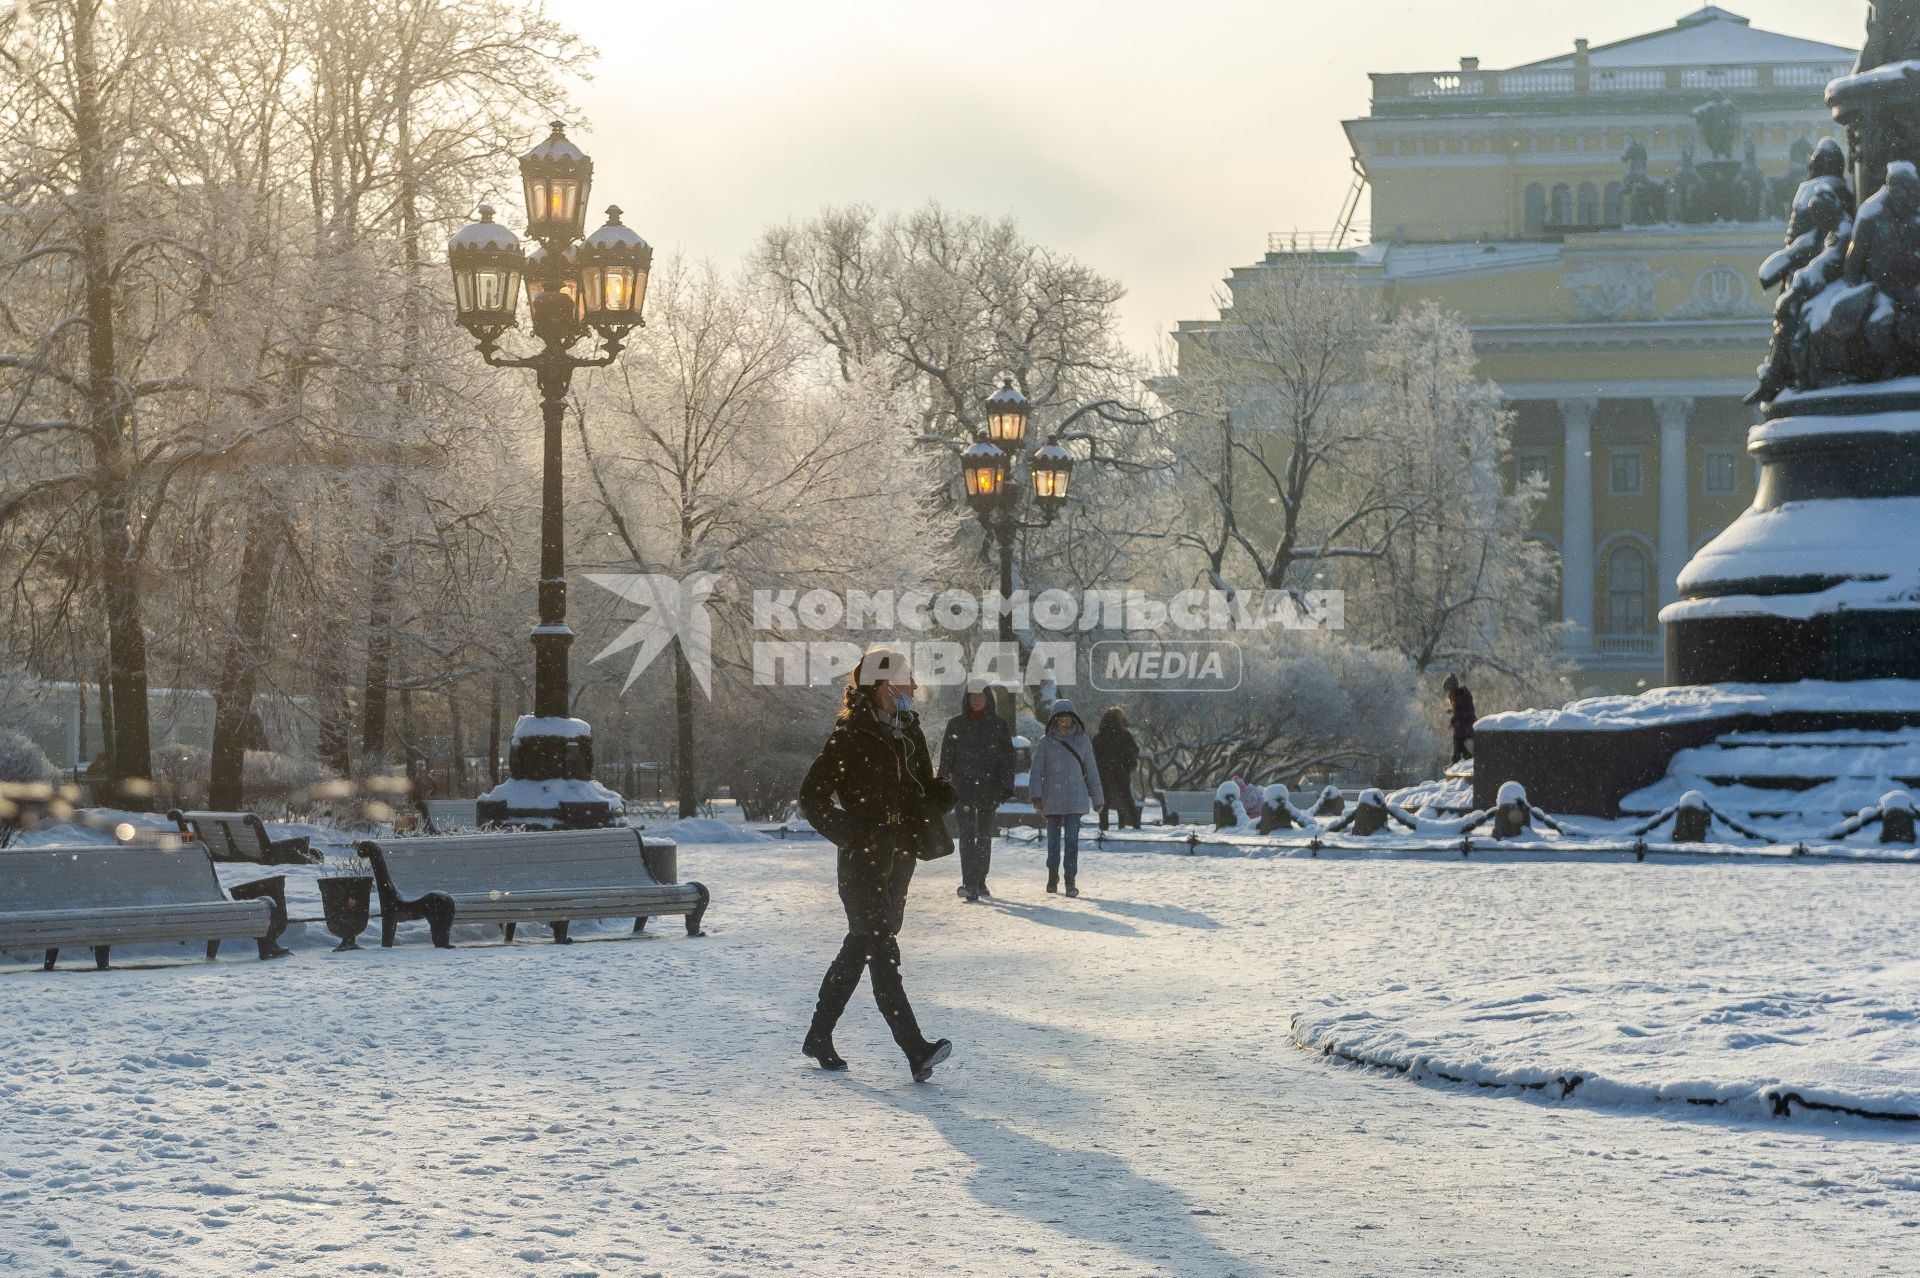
[961,379,1075,645]
[447,122,653,830]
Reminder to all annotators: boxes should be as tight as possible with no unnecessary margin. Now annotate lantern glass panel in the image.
[455,271,475,313]
[987,408,1027,447]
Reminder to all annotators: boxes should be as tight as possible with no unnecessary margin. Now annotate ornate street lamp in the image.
[520,121,592,243]
[960,379,1077,644]
[576,206,652,331]
[447,123,648,830]
[962,436,1008,508]
[984,378,1032,449]
[446,206,524,335]
[1029,436,1074,513]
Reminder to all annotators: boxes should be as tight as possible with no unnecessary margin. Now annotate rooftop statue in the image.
[1692,96,1741,160]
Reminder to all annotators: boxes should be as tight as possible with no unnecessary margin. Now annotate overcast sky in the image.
[545,1,1864,354]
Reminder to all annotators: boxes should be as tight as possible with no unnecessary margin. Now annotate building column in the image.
[1654,396,1692,608]
[1558,398,1597,651]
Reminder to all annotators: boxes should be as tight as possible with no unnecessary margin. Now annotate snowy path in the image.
[3,840,1919,1276]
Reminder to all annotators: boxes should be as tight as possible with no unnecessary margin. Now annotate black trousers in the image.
[953,798,996,892]
[1452,734,1475,763]
[1097,779,1142,831]
[809,840,926,1053]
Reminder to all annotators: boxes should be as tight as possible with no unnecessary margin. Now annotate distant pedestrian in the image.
[1443,673,1478,763]
[798,645,958,1082]
[1028,698,1103,897]
[1092,706,1142,832]
[939,677,1016,902]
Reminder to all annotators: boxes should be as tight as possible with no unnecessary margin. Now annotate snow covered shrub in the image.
[1130,635,1436,792]
[0,664,57,738]
[0,731,56,785]
[153,743,210,809]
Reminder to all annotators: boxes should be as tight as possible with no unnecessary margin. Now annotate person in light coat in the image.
[1027,698,1104,897]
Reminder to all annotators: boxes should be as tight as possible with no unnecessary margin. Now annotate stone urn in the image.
[318,875,373,951]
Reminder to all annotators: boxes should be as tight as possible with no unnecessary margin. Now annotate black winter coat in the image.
[1449,687,1478,739]
[938,702,1016,803]
[1092,724,1140,791]
[800,703,957,854]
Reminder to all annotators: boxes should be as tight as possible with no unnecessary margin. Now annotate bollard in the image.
[1633,839,1647,863]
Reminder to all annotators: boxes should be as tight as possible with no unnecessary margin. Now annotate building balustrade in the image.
[1373,60,1850,104]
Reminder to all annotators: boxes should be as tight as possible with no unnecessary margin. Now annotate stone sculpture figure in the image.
[1772,139,1817,219]
[1739,136,1769,220]
[1751,140,1858,401]
[1843,159,1920,367]
[1693,96,1741,160]
[1673,142,1704,222]
[1622,138,1670,224]
[1858,0,1920,72]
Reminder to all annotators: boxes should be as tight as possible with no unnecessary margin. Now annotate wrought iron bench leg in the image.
[685,882,711,937]
[207,940,220,961]
[551,920,571,945]
[423,893,455,949]
[93,946,110,971]
[634,916,647,933]
[503,922,516,944]
[42,948,56,972]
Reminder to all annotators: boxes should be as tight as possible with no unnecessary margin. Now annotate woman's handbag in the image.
[916,792,956,861]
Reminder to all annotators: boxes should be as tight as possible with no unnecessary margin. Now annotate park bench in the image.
[356,827,709,949]
[170,809,318,865]
[421,799,481,833]
[0,843,286,970]
[1156,790,1220,825]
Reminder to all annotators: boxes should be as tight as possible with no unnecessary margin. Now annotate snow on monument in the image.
[1476,1,1920,818]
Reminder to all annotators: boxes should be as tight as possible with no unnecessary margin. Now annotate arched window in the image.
[1606,543,1649,633]
[1524,184,1547,234]
[1550,184,1572,226]
[1604,181,1624,224]
[1578,182,1599,225]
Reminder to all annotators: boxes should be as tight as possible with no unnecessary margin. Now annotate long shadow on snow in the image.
[853,1074,1270,1276]
[978,897,1143,937]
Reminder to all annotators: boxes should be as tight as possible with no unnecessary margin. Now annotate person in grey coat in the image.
[1027,698,1103,897]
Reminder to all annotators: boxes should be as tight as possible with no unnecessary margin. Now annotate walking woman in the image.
[798,645,958,1081]
[1028,698,1103,897]
[1092,706,1142,832]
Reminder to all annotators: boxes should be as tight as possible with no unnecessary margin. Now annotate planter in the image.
[318,875,372,951]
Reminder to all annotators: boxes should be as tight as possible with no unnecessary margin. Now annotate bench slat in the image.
[0,900,271,949]
[1,844,231,911]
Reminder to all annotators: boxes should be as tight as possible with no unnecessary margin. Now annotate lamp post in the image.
[447,122,653,829]
[962,379,1075,645]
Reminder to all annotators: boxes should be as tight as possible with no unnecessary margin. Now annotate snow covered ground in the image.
[3,832,1919,1275]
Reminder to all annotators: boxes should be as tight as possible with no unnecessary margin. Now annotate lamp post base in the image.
[474,715,625,830]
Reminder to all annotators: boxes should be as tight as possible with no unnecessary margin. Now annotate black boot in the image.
[1065,875,1079,898]
[803,1030,848,1071]
[909,1038,952,1083]
[1047,870,1059,894]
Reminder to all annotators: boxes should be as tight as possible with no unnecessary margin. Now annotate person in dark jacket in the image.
[1443,673,1478,763]
[938,676,1015,902]
[1092,706,1142,831]
[798,645,958,1081]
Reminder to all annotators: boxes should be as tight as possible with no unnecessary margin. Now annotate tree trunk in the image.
[207,518,283,809]
[675,646,698,818]
[358,482,398,765]
[74,0,154,808]
[487,676,502,785]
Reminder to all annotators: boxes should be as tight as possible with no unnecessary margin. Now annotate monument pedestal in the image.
[474,715,625,830]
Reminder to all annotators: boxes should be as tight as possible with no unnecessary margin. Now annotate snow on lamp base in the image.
[474,714,625,830]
